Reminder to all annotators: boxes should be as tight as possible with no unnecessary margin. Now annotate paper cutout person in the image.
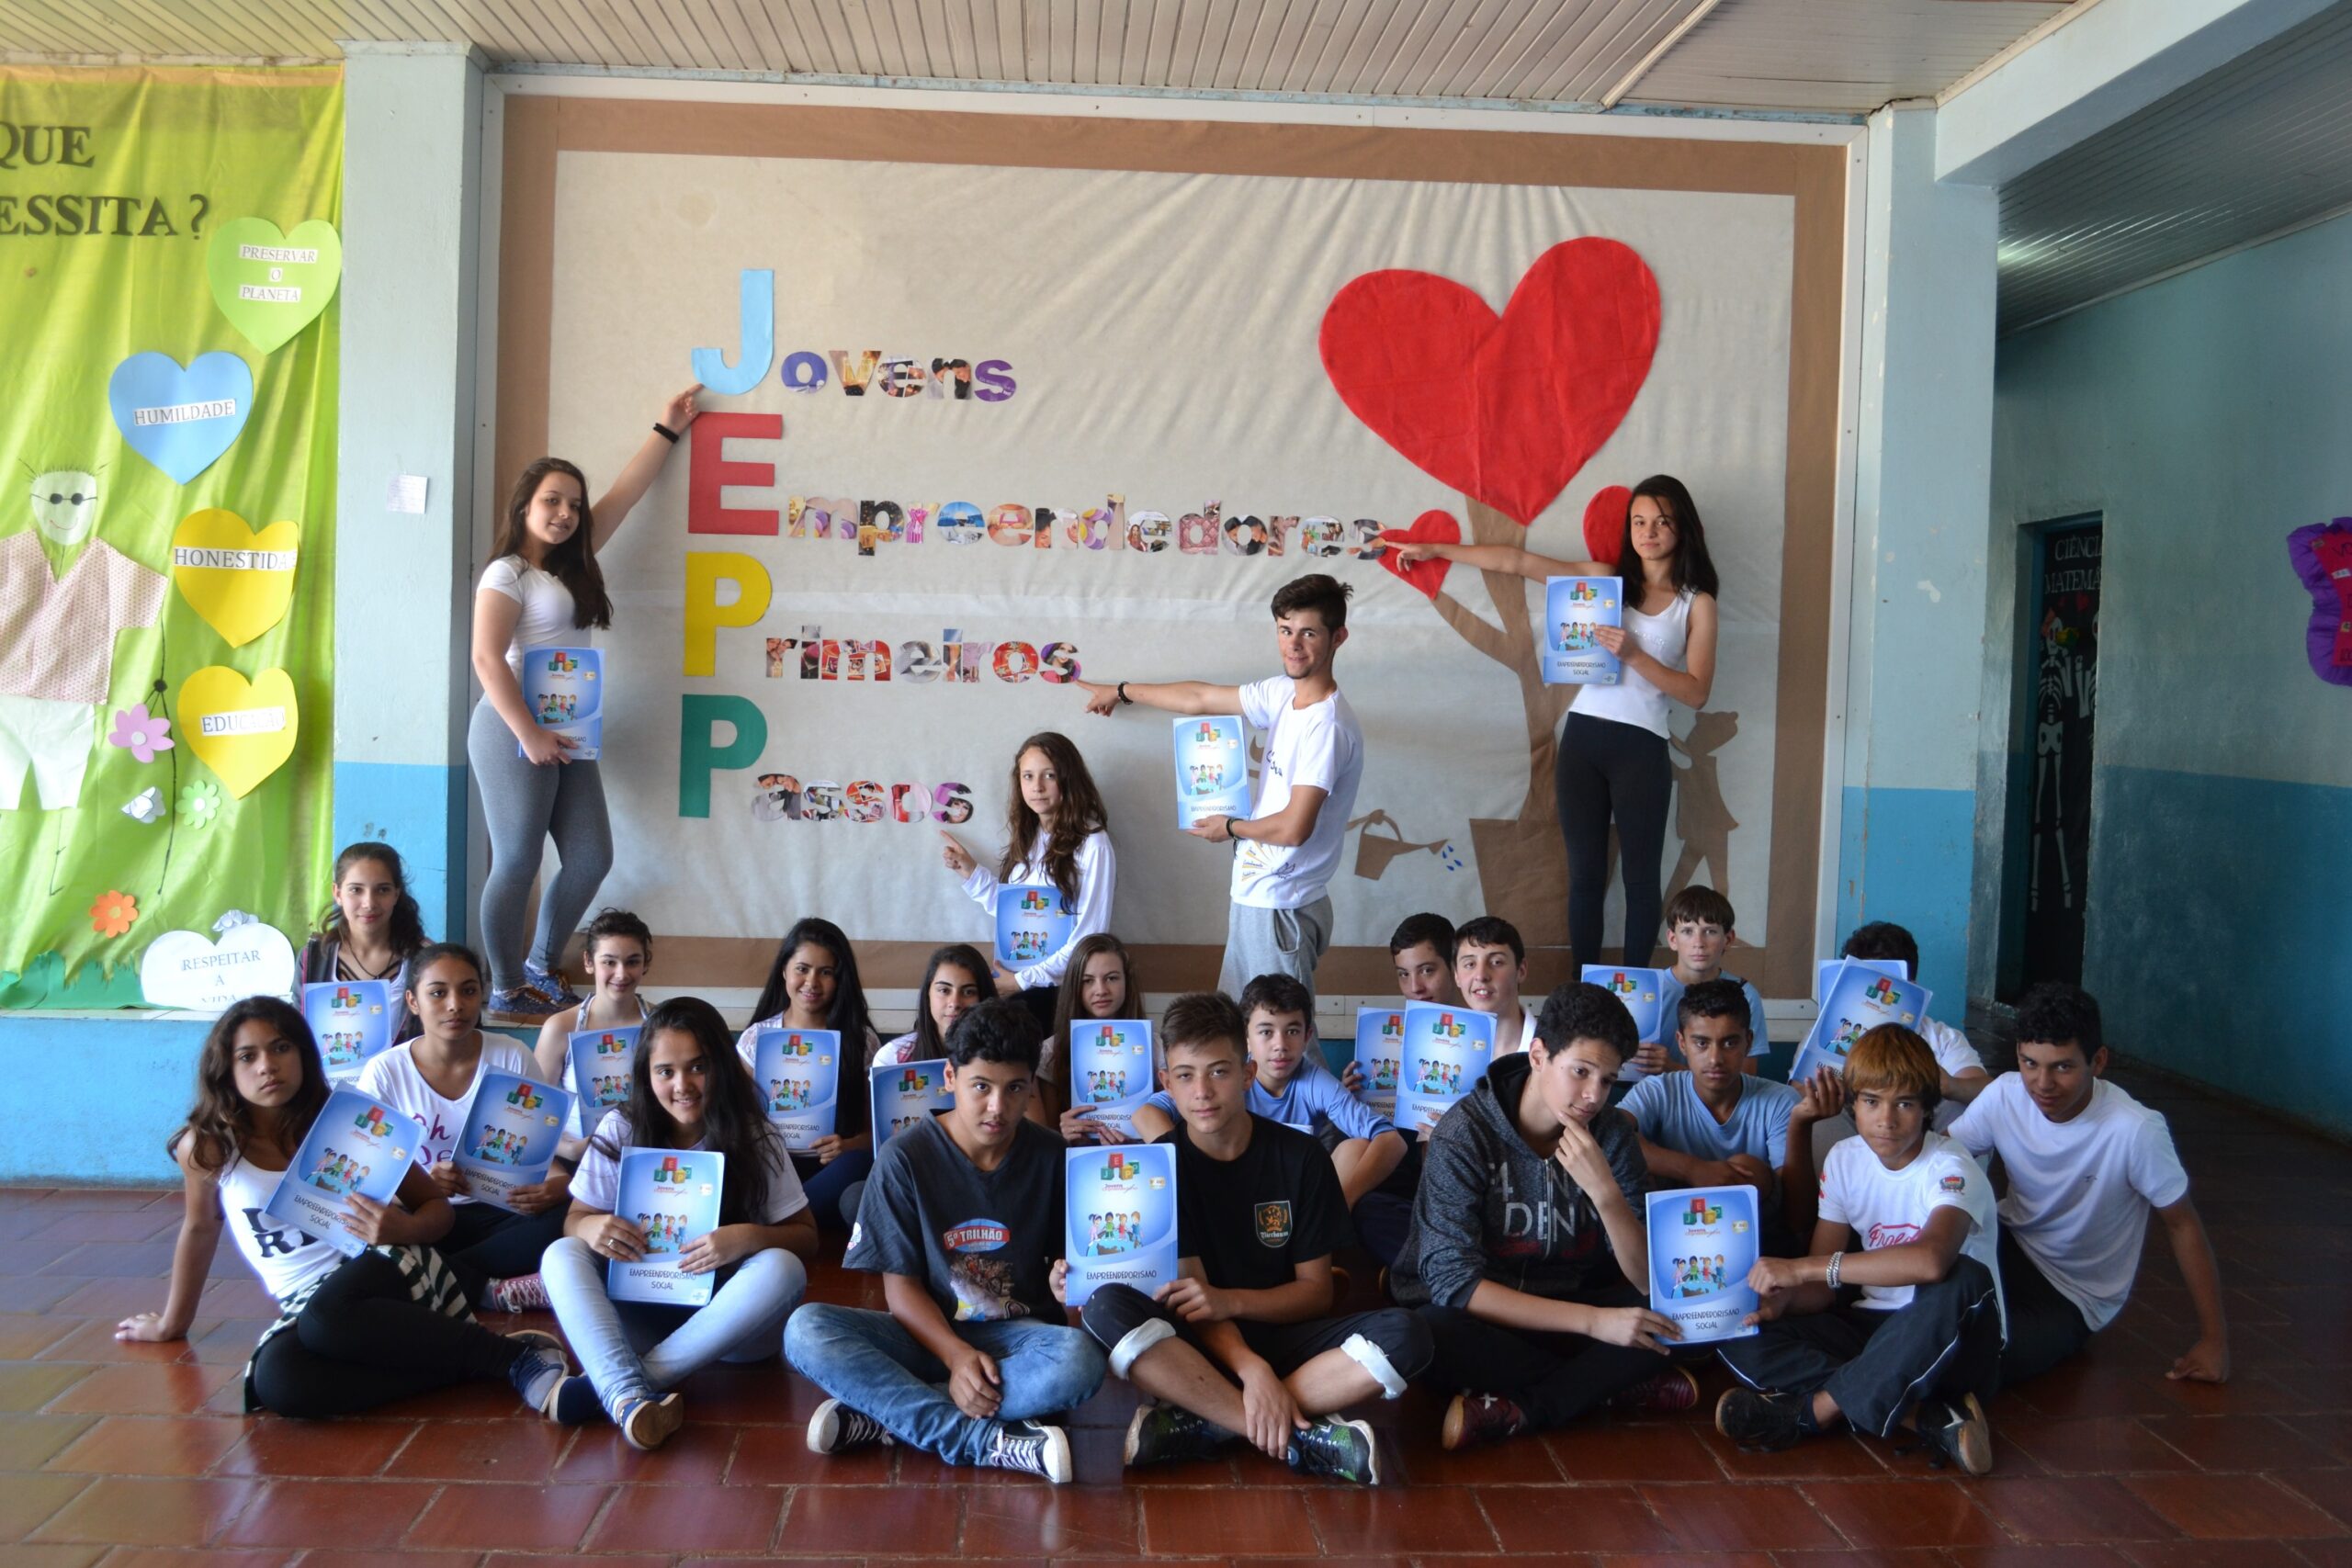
[1,468,166,811]
[1665,709,1740,908]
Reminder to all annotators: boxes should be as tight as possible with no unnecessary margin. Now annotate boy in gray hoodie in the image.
[1389,982,1692,1450]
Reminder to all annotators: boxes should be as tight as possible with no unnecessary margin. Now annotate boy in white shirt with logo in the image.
[1716,1024,2005,1474]
[1951,982,2228,1389]
[1078,574,1363,997]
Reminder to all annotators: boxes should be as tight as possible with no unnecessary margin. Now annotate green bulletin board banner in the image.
[0,66,343,1007]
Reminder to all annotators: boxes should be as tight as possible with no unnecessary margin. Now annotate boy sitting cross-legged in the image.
[1391,982,1695,1450]
[785,998,1105,1483]
[1073,991,1432,1483]
[1716,1023,2005,1474]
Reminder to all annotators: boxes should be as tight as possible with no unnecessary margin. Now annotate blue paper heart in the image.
[107,351,254,484]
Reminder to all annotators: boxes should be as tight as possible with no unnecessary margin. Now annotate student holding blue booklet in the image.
[1072,992,1430,1484]
[540,998,816,1450]
[531,908,654,1157]
[788,999,1105,1483]
[296,841,428,1049]
[118,998,571,1419]
[1645,1185,1762,1344]
[453,1070,573,1212]
[734,919,883,1229]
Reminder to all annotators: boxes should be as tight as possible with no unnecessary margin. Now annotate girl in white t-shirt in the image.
[532,908,656,1159]
[875,943,992,1068]
[1386,478,1722,974]
[540,997,817,1450]
[731,918,884,1228]
[356,944,565,1313]
[115,997,570,1417]
[939,729,1117,1029]
[1050,932,1140,1145]
[469,387,699,1023]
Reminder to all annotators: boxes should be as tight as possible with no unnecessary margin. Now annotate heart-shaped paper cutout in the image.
[139,921,296,1010]
[208,218,343,353]
[1382,509,1462,600]
[1583,485,1632,565]
[178,665,299,799]
[171,509,299,648]
[1319,239,1660,525]
[108,351,254,484]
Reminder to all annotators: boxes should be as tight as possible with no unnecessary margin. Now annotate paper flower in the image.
[122,786,164,824]
[106,704,174,763]
[89,889,139,938]
[177,779,221,829]
[212,909,260,933]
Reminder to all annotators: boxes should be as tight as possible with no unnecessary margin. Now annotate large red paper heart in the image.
[1583,484,1632,565]
[1381,509,1461,600]
[1319,239,1660,526]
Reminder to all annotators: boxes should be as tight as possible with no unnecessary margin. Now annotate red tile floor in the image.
[6,1065,2350,1566]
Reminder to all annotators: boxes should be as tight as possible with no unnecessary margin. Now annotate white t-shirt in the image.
[1231,675,1363,909]
[356,1036,536,1202]
[574,1109,808,1224]
[960,828,1117,988]
[1922,1016,1986,1080]
[479,555,581,681]
[217,1148,345,1306]
[874,1032,920,1067]
[1951,1077,2187,1331]
[1489,1008,1541,1059]
[1819,1129,2004,1332]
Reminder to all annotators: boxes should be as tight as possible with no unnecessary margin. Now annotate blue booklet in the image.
[607,1146,724,1308]
[1351,1004,1408,1120]
[1541,576,1623,685]
[995,882,1076,972]
[1581,964,1670,1042]
[565,1023,640,1140]
[1792,960,1935,1083]
[1396,1003,1497,1134]
[752,1026,843,1152]
[518,645,603,761]
[1067,1017,1155,1137]
[263,1088,416,1258]
[1171,714,1251,829]
[1063,1142,1179,1306]
[1645,1185,1761,1344]
[453,1070,574,1213]
[304,979,392,1087]
[1814,956,1908,1000]
[871,1058,954,1146]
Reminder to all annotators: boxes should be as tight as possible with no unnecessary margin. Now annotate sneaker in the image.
[1123,1402,1233,1467]
[505,1330,571,1411]
[487,1272,550,1313]
[984,1417,1073,1483]
[1911,1393,1993,1475]
[1714,1388,1805,1452]
[544,1372,604,1426]
[488,984,565,1022]
[806,1396,895,1455]
[616,1390,686,1451]
[1608,1365,1701,1415]
[1288,1415,1379,1484]
[1441,1392,1527,1451]
[525,960,583,1007]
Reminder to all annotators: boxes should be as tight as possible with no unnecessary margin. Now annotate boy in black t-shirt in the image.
[786,1000,1104,1483]
[1070,991,1432,1483]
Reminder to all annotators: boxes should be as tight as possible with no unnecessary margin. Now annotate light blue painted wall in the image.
[1986,207,2352,1134]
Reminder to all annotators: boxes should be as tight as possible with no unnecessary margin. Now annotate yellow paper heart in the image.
[178,666,300,799]
[171,509,299,649]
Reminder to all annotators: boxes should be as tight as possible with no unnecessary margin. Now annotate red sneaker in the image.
[1442,1392,1529,1450]
[1609,1365,1701,1414]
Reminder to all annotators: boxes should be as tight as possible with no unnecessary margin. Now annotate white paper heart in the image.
[139,921,296,1010]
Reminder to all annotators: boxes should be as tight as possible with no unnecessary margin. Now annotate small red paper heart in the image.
[1583,485,1631,565]
[1381,509,1462,600]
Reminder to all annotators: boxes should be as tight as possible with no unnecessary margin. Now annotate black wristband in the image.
[652,422,680,444]
[1116,682,1132,705]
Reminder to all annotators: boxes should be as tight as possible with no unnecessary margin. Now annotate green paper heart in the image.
[207,217,343,353]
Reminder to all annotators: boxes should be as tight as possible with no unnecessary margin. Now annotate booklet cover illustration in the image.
[1581,964,1669,1042]
[1792,960,1934,1083]
[607,1147,725,1307]
[1644,1185,1761,1343]
[263,1088,413,1258]
[1171,715,1251,828]
[752,1026,842,1152]
[453,1070,574,1213]
[871,1059,954,1146]
[304,980,392,1086]
[1068,1018,1156,1138]
[995,883,1076,970]
[1541,576,1623,685]
[1396,1003,1497,1134]
[519,646,603,761]
[1351,1005,1407,1119]
[1063,1142,1178,1305]
[565,1024,640,1138]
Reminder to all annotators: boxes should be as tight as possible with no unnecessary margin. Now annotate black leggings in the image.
[439,1201,568,1301]
[248,1251,525,1418]
[1555,712,1673,971]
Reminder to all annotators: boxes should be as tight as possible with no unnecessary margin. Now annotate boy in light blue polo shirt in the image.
[1623,979,1840,1252]
[1654,886,1770,1070]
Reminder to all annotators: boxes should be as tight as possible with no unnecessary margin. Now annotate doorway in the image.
[2007,516,2103,992]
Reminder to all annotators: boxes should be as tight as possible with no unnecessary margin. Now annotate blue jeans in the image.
[784,1303,1106,1466]
[795,1148,876,1230]
[540,1235,806,1413]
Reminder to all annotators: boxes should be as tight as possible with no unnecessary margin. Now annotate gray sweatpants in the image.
[466,698,614,993]
[1217,895,1332,1000]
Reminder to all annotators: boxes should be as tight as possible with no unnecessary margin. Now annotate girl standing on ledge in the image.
[469,386,700,1022]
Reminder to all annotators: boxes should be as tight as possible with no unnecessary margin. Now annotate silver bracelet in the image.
[1825,1250,1844,1291]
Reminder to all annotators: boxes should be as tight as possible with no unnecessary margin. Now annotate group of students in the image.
[119,828,2231,1486]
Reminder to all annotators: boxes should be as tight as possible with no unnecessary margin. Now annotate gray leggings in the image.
[466,698,614,992]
